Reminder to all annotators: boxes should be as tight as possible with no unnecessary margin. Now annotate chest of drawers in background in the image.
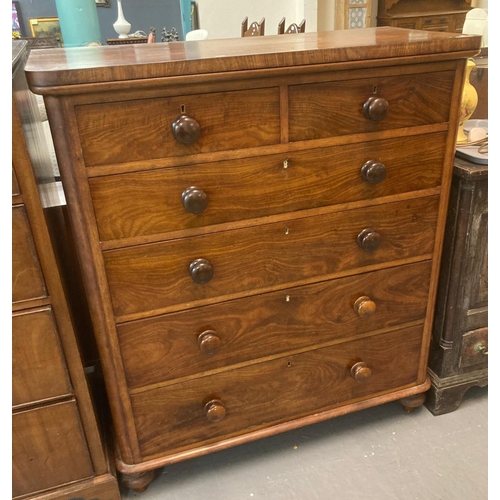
[25,28,481,492]
[426,155,488,415]
[12,41,121,500]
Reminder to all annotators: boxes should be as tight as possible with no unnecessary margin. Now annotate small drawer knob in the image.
[361,160,386,184]
[182,186,208,214]
[189,258,214,284]
[198,330,221,355]
[350,362,372,383]
[363,97,389,121]
[353,296,377,317]
[172,114,201,144]
[357,228,381,252]
[204,399,226,423]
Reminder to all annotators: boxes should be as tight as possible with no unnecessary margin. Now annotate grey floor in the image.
[119,386,488,500]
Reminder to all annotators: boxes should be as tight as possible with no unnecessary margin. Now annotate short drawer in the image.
[12,401,94,497]
[421,16,450,29]
[12,205,47,304]
[90,132,447,242]
[104,196,439,320]
[131,325,423,460]
[119,261,432,389]
[13,307,72,407]
[288,70,455,141]
[76,88,281,167]
[459,327,488,369]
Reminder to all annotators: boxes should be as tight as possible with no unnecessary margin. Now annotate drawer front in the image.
[90,132,447,241]
[131,325,423,460]
[12,307,72,407]
[12,402,94,497]
[289,70,454,141]
[421,16,449,29]
[76,88,281,167]
[12,205,47,304]
[12,309,72,406]
[105,196,439,319]
[119,261,432,389]
[13,167,20,197]
[459,327,488,369]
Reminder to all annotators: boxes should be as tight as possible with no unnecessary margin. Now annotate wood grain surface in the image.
[90,131,447,242]
[104,196,439,320]
[131,325,423,460]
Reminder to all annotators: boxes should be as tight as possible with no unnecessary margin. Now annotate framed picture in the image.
[12,2,24,38]
[96,0,110,6]
[29,17,63,43]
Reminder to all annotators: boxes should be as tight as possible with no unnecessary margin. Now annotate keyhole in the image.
[180,104,186,114]
[372,85,377,94]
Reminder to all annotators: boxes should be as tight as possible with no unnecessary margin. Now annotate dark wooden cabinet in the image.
[426,156,488,415]
[377,0,472,33]
[12,40,121,500]
[25,30,481,493]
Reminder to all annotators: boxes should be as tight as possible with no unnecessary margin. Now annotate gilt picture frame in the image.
[29,17,63,42]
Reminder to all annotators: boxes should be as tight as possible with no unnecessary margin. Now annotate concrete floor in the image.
[119,386,488,500]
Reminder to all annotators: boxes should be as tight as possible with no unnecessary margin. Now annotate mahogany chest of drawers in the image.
[25,28,481,492]
[12,40,120,500]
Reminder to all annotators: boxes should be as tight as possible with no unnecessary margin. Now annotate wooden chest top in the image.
[25,28,480,90]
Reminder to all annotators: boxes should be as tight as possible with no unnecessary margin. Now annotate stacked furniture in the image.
[12,40,120,500]
[25,28,481,492]
[377,0,472,33]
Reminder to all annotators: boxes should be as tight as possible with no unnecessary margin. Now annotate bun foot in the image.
[399,393,426,413]
[121,470,155,493]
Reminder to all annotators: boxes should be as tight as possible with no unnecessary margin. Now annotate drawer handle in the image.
[474,343,488,355]
[350,361,372,383]
[172,114,201,144]
[357,228,381,252]
[182,186,208,214]
[189,258,214,284]
[353,296,377,317]
[363,96,389,121]
[361,160,386,184]
[198,330,221,355]
[204,399,226,423]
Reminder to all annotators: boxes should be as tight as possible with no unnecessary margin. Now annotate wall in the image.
[196,0,318,39]
[15,0,183,43]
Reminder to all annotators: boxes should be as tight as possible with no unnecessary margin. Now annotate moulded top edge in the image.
[24,28,482,90]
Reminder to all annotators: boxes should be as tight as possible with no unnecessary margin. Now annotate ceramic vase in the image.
[113,0,131,38]
[456,59,478,143]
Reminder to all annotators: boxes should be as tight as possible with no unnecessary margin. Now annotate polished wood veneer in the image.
[25,29,481,492]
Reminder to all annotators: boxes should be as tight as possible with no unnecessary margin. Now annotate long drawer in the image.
[90,132,447,242]
[289,70,454,141]
[131,325,423,460]
[12,205,47,304]
[12,307,72,407]
[119,261,432,389]
[104,196,439,320]
[76,87,281,167]
[12,401,94,497]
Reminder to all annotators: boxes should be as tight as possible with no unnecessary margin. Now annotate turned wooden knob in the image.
[353,296,377,317]
[198,330,221,355]
[360,160,386,184]
[357,228,381,252]
[363,96,389,121]
[172,114,201,144]
[182,186,208,214]
[204,399,226,423]
[189,258,214,284]
[350,362,372,383]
